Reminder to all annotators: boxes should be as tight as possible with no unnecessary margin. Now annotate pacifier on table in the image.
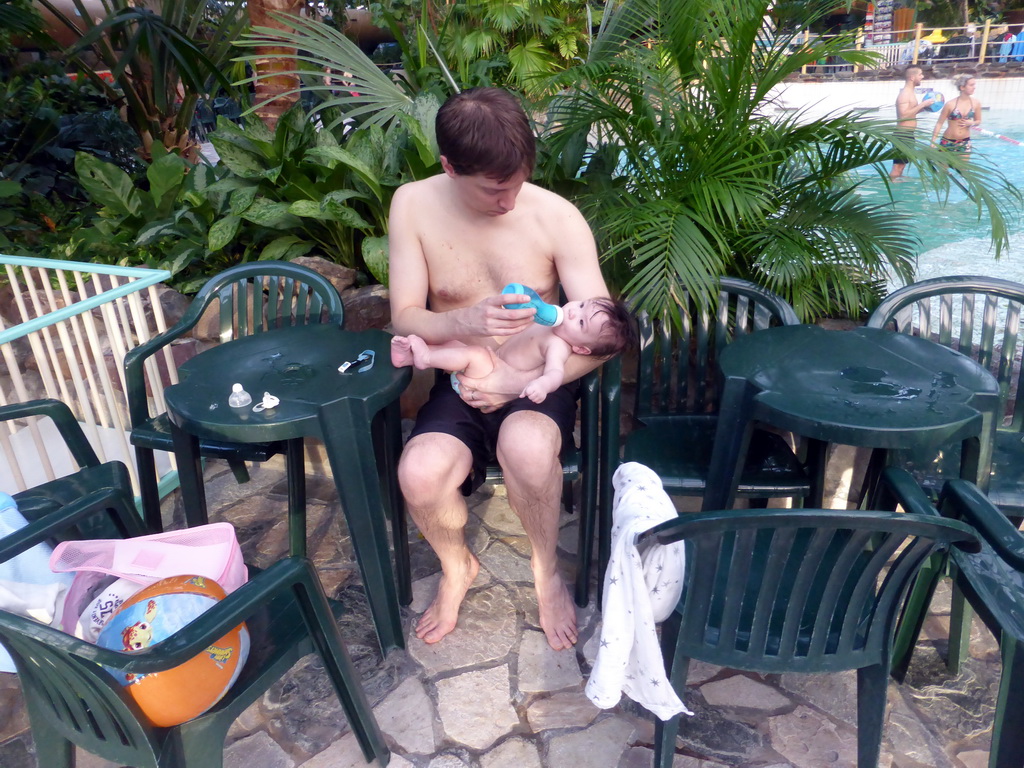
[252,392,280,412]
[338,350,375,374]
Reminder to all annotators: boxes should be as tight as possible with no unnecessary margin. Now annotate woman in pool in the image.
[931,73,982,156]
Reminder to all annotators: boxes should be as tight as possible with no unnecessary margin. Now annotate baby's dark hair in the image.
[587,297,637,358]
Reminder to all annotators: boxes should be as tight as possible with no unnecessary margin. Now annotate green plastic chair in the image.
[868,275,1024,675]
[125,261,345,532]
[0,470,389,768]
[593,278,811,598]
[883,470,1024,768]
[867,274,1024,511]
[643,468,977,768]
[1,399,142,542]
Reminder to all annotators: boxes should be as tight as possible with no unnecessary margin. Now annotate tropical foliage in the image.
[0,61,140,254]
[64,100,439,290]
[369,0,599,95]
[35,0,247,159]
[536,0,1021,321]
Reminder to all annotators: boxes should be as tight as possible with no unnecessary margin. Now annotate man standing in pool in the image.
[890,65,935,181]
[388,87,610,651]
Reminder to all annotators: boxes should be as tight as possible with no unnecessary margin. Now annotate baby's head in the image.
[563,297,636,357]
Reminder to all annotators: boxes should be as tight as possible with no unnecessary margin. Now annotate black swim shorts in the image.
[892,128,913,165]
[409,374,579,495]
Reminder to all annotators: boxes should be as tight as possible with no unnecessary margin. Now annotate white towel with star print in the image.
[585,462,693,720]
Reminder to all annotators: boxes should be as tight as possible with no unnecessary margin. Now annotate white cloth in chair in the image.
[1,493,74,672]
[585,462,693,720]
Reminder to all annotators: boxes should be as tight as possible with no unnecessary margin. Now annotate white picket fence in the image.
[0,255,173,497]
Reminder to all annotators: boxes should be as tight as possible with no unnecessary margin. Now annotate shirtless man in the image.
[890,65,936,181]
[388,87,610,650]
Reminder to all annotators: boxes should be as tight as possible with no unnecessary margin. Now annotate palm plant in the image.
[36,0,247,159]
[537,0,1021,321]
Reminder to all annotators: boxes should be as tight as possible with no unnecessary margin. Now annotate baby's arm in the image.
[521,339,574,403]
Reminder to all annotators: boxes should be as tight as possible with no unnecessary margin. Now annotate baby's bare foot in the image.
[415,552,480,644]
[390,336,415,367]
[407,335,433,370]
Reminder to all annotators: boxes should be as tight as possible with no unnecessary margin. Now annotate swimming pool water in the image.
[858,111,1024,282]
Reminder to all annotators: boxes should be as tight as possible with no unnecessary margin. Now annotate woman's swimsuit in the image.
[939,136,972,152]
[949,107,976,120]
[941,98,976,152]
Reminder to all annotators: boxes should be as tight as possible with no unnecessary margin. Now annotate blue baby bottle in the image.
[502,283,563,327]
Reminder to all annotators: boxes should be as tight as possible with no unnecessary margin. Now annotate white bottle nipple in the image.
[228,383,252,408]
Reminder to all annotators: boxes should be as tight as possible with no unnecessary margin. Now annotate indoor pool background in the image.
[773,78,1024,285]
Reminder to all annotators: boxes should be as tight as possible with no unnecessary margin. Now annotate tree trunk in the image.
[247,0,302,130]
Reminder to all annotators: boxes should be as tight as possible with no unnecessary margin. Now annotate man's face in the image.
[441,157,527,217]
[555,299,611,353]
[908,68,924,85]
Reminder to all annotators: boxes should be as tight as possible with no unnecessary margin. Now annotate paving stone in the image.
[700,674,791,711]
[686,661,721,686]
[375,677,439,754]
[517,630,583,693]
[475,494,525,535]
[427,753,472,767]
[73,750,122,768]
[886,687,957,768]
[526,690,600,731]
[478,540,535,584]
[436,665,519,750]
[956,749,991,768]
[558,518,579,555]
[0,675,28,742]
[0,737,34,768]
[620,746,728,767]
[481,737,543,768]
[224,731,294,768]
[409,585,518,675]
[901,653,999,744]
[300,732,413,768]
[778,671,857,724]
[671,698,764,763]
[547,716,636,768]
[767,704,893,768]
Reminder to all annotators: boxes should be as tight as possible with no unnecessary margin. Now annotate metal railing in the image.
[0,255,174,500]
[796,21,1023,75]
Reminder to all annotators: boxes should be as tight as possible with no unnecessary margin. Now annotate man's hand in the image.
[460,295,536,338]
[456,353,538,412]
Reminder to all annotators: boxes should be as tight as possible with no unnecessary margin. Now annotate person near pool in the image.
[890,65,936,181]
[932,73,982,156]
[391,296,634,404]
[387,87,611,650]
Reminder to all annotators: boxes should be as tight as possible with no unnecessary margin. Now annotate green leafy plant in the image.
[536,0,1022,322]
[66,98,439,288]
[36,0,247,159]
[67,147,247,290]
[368,0,599,95]
[0,63,140,253]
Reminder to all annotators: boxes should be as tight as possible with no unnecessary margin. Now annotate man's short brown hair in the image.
[587,298,637,358]
[435,87,536,181]
[904,65,922,80]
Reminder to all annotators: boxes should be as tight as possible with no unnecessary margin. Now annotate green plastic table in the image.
[163,323,411,654]
[702,325,1001,511]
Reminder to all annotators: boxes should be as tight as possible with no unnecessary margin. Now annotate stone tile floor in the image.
[0,458,1004,768]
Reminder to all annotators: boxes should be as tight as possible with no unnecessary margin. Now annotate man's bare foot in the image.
[535,568,577,650]
[415,551,480,644]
